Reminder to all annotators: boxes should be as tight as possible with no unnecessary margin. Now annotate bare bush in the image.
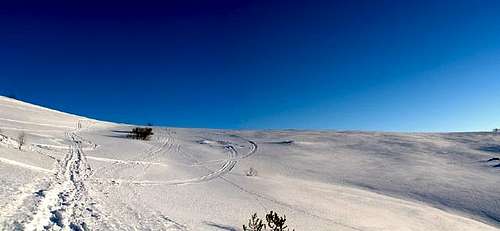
[18,132,25,150]
[245,167,258,177]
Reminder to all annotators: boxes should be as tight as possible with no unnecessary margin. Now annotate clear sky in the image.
[1,0,499,131]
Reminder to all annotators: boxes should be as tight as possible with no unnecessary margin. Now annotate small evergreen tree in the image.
[243,213,265,231]
[266,211,293,231]
[243,211,295,231]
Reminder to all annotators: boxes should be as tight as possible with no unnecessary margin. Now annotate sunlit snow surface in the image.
[0,96,499,230]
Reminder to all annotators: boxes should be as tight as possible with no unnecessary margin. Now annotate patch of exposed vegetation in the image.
[243,211,295,231]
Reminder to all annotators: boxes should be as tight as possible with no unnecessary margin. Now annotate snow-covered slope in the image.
[0,96,499,230]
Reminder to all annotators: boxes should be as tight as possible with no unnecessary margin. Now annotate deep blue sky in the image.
[1,0,499,131]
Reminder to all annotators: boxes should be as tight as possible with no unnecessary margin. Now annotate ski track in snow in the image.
[91,128,173,180]
[91,132,354,229]
[89,128,188,230]
[83,129,259,229]
[15,121,101,230]
[96,132,258,186]
[86,155,169,167]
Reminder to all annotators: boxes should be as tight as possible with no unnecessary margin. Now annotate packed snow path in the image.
[22,124,98,230]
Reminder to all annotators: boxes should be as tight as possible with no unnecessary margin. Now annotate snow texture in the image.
[0,96,499,231]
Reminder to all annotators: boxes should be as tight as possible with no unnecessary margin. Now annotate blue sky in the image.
[1,0,499,131]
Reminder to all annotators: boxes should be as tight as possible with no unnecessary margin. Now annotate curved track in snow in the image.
[98,135,258,186]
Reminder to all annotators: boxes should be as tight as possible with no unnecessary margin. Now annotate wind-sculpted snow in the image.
[0,96,499,230]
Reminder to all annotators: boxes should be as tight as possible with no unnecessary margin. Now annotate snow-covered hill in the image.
[0,96,498,230]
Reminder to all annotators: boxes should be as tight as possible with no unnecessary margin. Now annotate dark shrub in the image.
[243,213,265,231]
[129,127,154,140]
[243,211,295,231]
[266,211,293,231]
